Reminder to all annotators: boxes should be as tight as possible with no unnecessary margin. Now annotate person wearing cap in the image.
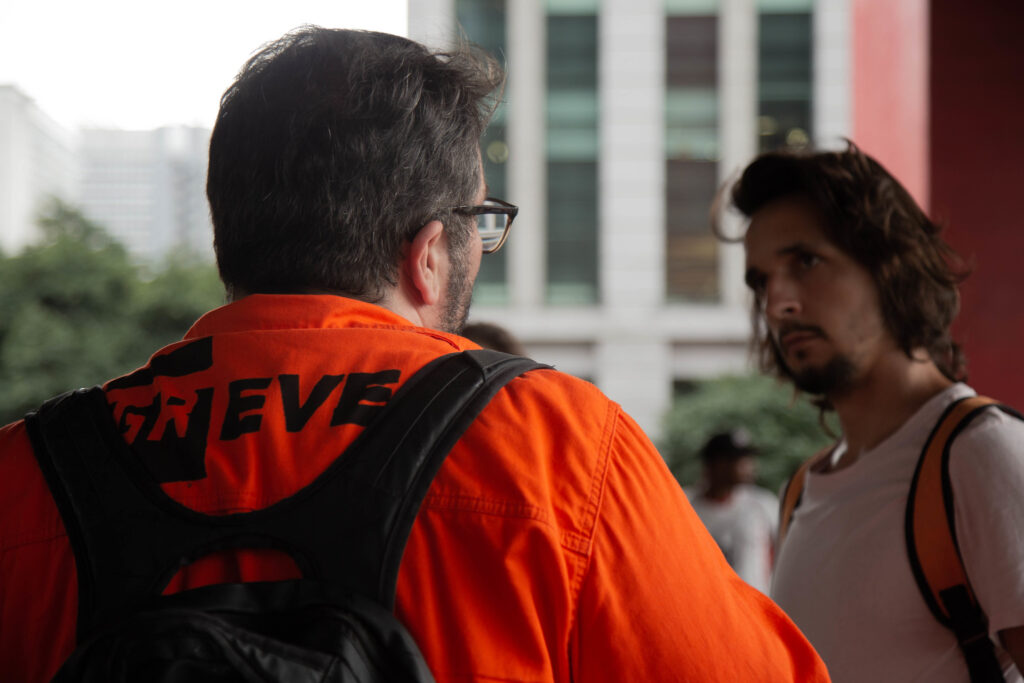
[686,429,779,593]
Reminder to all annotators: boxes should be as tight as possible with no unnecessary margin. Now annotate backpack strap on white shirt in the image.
[906,394,1021,683]
[778,393,1022,681]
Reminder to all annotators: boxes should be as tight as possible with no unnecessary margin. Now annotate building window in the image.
[665,1,719,302]
[546,0,599,305]
[758,0,813,152]
[457,0,510,305]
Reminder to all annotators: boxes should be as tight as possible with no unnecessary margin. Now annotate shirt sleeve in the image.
[950,407,1024,636]
[571,409,830,681]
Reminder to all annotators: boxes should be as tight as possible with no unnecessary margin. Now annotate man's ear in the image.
[405,220,447,306]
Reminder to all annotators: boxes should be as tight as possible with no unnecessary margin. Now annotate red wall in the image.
[854,0,1024,407]
[929,1,1024,406]
[852,0,930,208]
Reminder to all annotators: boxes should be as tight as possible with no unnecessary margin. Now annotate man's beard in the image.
[440,240,473,335]
[783,352,858,397]
[770,323,858,397]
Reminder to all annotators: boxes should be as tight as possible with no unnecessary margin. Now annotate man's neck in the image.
[827,351,953,469]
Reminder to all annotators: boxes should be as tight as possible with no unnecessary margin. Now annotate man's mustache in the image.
[773,323,828,350]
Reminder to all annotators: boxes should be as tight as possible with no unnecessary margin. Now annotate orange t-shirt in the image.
[0,294,829,682]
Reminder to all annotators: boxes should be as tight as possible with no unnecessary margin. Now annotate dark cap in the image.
[700,429,758,461]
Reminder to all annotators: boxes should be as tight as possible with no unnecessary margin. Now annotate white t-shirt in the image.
[771,383,1024,682]
[686,483,778,593]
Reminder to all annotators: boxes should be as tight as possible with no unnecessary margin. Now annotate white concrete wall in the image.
[717,0,758,311]
[408,0,456,46]
[507,0,547,310]
[0,86,77,254]
[813,0,852,149]
[594,0,671,438]
[0,87,26,253]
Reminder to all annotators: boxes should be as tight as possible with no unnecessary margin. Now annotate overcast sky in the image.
[0,0,408,130]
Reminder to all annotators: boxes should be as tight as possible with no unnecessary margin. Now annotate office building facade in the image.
[0,85,78,254]
[409,0,851,440]
[77,126,212,262]
[0,85,212,264]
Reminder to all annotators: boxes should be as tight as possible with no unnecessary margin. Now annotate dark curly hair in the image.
[714,142,970,385]
[207,27,504,300]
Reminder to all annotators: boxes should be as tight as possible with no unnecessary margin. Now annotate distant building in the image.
[0,85,213,263]
[409,0,852,439]
[77,126,213,262]
[0,85,78,254]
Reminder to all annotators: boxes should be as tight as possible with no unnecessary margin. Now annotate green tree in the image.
[0,199,224,424]
[661,373,838,494]
[130,253,226,358]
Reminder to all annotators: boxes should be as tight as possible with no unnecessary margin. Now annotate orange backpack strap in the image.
[778,446,833,550]
[906,395,1023,683]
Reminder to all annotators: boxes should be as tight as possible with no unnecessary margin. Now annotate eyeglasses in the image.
[452,197,518,254]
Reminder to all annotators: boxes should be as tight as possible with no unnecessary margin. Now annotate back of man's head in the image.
[207,27,504,301]
[715,141,969,383]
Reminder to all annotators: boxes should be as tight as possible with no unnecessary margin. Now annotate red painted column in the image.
[853,0,1024,407]
[930,1,1024,406]
[851,0,930,208]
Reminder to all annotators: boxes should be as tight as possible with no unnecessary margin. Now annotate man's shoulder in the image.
[437,363,629,530]
[737,484,781,528]
[507,362,610,403]
[0,418,64,552]
[930,384,1023,456]
[477,363,619,446]
[0,418,35,478]
[0,418,30,461]
[739,483,780,506]
[947,395,1024,467]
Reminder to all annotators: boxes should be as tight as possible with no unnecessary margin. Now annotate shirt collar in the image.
[185,293,447,339]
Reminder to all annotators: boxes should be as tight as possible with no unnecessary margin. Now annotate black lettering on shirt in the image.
[279,373,346,432]
[113,367,403,480]
[220,377,273,440]
[143,388,214,483]
[153,395,188,439]
[119,393,162,441]
[120,388,215,484]
[331,370,401,426]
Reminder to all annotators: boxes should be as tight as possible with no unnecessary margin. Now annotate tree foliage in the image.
[661,373,839,494]
[0,199,224,424]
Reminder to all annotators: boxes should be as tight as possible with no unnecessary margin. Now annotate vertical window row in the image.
[758,2,813,152]
[546,0,599,305]
[455,0,815,308]
[457,0,510,305]
[665,4,720,302]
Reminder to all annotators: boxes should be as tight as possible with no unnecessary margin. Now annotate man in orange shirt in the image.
[0,27,829,681]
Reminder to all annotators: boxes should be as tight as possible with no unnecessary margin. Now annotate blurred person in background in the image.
[722,142,1024,682]
[686,429,778,594]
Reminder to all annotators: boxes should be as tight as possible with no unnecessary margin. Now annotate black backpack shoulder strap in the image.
[341,348,550,606]
[905,394,1023,683]
[25,348,549,638]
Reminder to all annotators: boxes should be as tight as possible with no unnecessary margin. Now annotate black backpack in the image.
[25,349,547,682]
